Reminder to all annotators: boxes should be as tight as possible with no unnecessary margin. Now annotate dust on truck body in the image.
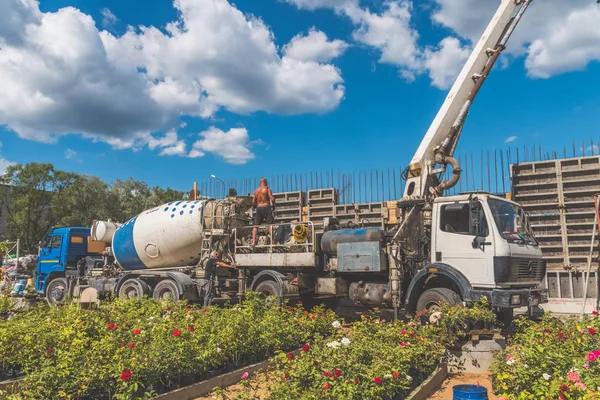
[36,0,547,316]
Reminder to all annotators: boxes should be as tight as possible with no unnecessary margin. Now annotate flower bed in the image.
[490,310,600,399]
[0,294,336,399]
[217,304,496,400]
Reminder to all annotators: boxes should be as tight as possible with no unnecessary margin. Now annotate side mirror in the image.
[472,234,491,250]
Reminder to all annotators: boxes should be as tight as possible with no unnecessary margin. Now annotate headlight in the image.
[510,294,521,305]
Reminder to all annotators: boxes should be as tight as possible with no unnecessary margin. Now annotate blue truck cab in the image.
[35,227,97,298]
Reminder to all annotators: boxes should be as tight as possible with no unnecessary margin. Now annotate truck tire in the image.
[152,279,181,301]
[255,280,282,305]
[416,288,461,312]
[118,278,151,300]
[46,278,69,306]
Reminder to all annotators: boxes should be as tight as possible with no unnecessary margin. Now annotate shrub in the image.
[0,293,336,399]
[490,311,600,399]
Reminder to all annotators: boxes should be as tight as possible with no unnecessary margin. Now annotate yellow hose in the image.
[293,224,308,243]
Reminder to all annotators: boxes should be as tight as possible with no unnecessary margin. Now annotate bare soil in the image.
[430,372,498,400]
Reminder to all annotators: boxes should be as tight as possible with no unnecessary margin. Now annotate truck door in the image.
[39,235,64,275]
[433,201,495,286]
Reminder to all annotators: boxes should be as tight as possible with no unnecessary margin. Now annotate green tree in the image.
[59,175,111,227]
[0,163,78,252]
[105,178,151,222]
[145,186,185,209]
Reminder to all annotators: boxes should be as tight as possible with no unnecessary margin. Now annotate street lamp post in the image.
[211,175,226,198]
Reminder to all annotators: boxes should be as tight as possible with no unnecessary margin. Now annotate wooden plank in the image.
[406,363,448,400]
[156,349,301,400]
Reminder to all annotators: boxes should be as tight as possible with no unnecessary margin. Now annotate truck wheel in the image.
[152,279,181,301]
[416,288,461,312]
[46,278,69,306]
[118,278,150,300]
[255,281,282,306]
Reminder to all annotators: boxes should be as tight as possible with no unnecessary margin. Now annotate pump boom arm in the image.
[403,0,532,198]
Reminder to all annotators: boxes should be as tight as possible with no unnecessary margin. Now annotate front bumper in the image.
[471,287,548,309]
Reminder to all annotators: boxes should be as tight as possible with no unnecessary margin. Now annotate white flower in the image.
[384,374,392,379]
[506,359,516,366]
[542,373,551,381]
[332,321,341,329]
[149,316,155,320]
[217,347,222,353]
[341,338,351,346]
[326,341,341,349]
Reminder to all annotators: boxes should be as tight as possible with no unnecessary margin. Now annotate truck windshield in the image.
[488,198,537,245]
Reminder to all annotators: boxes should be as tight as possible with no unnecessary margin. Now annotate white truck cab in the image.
[430,192,546,309]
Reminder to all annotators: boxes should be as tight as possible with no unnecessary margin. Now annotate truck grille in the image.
[510,258,546,282]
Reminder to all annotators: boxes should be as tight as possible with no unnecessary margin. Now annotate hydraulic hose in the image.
[433,154,461,196]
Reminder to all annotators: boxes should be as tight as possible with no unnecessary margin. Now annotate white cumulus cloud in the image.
[100,8,117,26]
[282,0,355,11]
[191,127,255,165]
[284,29,348,62]
[64,149,77,159]
[0,142,15,175]
[423,37,470,89]
[430,0,600,79]
[505,136,518,144]
[0,0,345,157]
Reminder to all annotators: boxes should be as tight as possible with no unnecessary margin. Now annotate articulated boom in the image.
[403,0,532,199]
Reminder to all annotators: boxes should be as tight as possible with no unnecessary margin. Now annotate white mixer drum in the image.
[112,200,206,270]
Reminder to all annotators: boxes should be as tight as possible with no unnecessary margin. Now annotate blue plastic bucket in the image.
[452,384,488,400]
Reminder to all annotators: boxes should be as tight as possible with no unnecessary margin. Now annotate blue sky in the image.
[1,0,599,194]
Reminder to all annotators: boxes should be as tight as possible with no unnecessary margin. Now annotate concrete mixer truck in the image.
[35,0,547,321]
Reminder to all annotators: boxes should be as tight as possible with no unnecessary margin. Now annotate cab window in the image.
[440,204,470,234]
[440,203,489,236]
[49,236,62,249]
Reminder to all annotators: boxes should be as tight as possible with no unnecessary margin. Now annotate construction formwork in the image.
[512,156,600,313]
[270,188,388,232]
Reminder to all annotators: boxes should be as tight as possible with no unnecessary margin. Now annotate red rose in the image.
[393,371,400,379]
[287,352,294,360]
[45,348,53,357]
[311,316,316,320]
[302,344,310,352]
[322,313,327,318]
[323,372,330,377]
[107,322,115,329]
[120,343,125,348]
[558,332,565,340]
[173,329,181,337]
[133,329,141,335]
[373,377,382,385]
[401,330,407,335]
[334,369,342,377]
[589,328,596,335]
[354,378,360,384]
[298,300,303,305]
[285,373,290,380]
[381,319,386,323]
[560,384,570,392]
[593,310,599,316]
[128,342,135,348]
[120,370,132,382]
[188,325,194,332]
[313,360,319,366]
[323,383,331,390]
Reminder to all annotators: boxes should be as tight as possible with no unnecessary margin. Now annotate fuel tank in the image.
[320,228,385,257]
[112,200,206,270]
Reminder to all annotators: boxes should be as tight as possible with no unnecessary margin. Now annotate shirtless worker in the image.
[251,177,275,247]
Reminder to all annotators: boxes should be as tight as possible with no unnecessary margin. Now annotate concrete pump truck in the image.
[36,0,546,321]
